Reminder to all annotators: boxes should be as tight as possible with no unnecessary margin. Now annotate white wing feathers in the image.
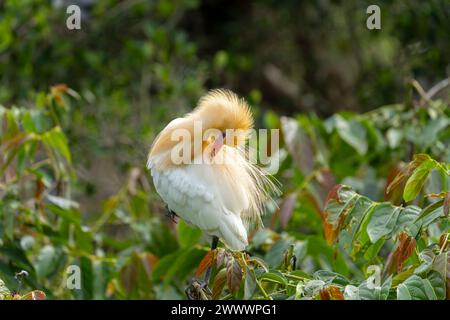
[150,164,249,251]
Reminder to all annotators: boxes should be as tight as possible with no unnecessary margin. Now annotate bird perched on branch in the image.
[147,89,278,257]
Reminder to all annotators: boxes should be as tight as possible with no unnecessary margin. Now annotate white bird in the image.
[147,89,278,253]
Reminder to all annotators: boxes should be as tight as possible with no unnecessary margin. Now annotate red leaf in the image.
[322,184,352,244]
[196,250,215,277]
[19,290,46,300]
[325,184,343,204]
[319,286,344,300]
[385,232,416,275]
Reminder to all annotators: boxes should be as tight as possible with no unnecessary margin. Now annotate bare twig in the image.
[410,79,432,105]
[426,78,450,99]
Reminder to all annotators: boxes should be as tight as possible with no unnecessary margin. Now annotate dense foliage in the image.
[0,0,449,300]
[1,84,448,300]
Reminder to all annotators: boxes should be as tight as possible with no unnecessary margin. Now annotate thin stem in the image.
[255,278,272,300]
[283,273,310,281]
[260,278,296,288]
[439,233,449,255]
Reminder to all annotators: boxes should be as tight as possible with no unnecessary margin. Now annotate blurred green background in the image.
[0,0,449,300]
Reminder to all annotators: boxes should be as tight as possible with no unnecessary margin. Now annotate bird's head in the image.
[148,89,254,168]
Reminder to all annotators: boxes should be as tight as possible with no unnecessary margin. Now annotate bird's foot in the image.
[165,205,178,224]
[185,278,211,300]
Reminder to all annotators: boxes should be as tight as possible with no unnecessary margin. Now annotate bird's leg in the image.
[291,255,297,271]
[203,236,219,285]
[185,236,219,300]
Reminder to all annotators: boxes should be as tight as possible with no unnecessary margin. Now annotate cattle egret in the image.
[147,89,278,293]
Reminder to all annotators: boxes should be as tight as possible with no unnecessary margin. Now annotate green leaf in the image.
[36,245,58,278]
[177,220,202,248]
[152,251,179,283]
[333,115,368,155]
[76,256,94,300]
[259,271,287,286]
[21,111,37,133]
[244,267,257,299]
[414,249,435,274]
[356,275,392,300]
[367,203,400,243]
[313,270,350,286]
[417,118,450,149]
[46,204,81,225]
[42,126,72,164]
[393,205,421,237]
[432,252,449,285]
[154,247,205,286]
[397,271,446,300]
[0,278,11,299]
[403,159,436,202]
[264,238,290,268]
[46,195,79,210]
[415,200,445,226]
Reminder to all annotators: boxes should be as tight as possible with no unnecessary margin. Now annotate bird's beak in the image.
[210,133,225,158]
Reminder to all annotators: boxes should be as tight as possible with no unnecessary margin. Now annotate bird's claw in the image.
[185,278,211,300]
[165,205,178,224]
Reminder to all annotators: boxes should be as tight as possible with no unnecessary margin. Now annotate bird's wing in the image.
[151,165,248,251]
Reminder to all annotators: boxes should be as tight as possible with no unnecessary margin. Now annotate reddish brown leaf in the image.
[212,269,227,300]
[226,258,243,294]
[216,248,226,268]
[444,192,450,217]
[315,169,337,206]
[140,253,158,277]
[196,250,215,277]
[120,257,139,294]
[31,291,46,300]
[35,178,45,212]
[385,155,431,204]
[439,233,449,252]
[319,286,344,300]
[51,84,68,93]
[19,290,46,300]
[325,184,343,204]
[35,179,45,201]
[323,213,347,245]
[322,184,351,244]
[106,281,116,297]
[385,232,416,275]
[385,164,407,205]
[279,193,297,229]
